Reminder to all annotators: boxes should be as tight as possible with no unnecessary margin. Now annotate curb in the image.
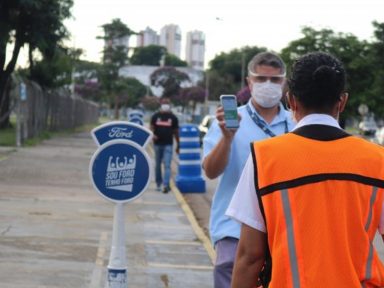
[147,145,216,264]
[170,180,216,264]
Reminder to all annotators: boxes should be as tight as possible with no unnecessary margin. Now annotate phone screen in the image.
[221,96,239,129]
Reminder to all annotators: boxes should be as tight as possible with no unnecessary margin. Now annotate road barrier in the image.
[176,124,205,193]
[128,110,144,126]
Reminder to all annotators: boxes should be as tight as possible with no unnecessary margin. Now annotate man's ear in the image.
[286,91,296,111]
[338,92,349,113]
[246,77,252,90]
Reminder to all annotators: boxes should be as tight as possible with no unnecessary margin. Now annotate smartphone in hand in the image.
[220,95,239,129]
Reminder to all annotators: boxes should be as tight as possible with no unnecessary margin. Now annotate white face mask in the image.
[161,104,171,112]
[251,81,283,108]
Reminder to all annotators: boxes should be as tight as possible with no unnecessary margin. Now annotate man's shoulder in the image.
[151,111,160,118]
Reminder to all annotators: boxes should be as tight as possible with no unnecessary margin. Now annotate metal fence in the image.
[8,75,99,146]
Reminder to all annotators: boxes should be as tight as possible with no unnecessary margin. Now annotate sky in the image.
[15,0,384,69]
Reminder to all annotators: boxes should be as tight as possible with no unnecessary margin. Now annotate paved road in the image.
[0,132,214,288]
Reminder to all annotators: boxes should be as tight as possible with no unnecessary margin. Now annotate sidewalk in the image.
[0,131,214,288]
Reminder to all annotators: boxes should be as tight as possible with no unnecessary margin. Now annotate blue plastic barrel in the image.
[128,110,144,126]
[175,124,206,193]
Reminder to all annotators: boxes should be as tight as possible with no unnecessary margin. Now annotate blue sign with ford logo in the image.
[91,121,152,147]
[89,140,152,203]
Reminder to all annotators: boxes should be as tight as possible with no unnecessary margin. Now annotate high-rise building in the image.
[160,24,182,58]
[185,30,205,70]
[137,27,159,47]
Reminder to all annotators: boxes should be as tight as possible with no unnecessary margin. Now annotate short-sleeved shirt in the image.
[203,100,295,245]
[226,113,384,233]
[151,111,179,145]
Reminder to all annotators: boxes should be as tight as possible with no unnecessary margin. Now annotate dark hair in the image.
[248,52,286,75]
[287,52,346,110]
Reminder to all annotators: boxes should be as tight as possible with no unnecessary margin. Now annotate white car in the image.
[376,127,384,145]
[359,117,378,136]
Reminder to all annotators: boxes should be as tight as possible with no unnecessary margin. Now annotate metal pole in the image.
[240,53,245,90]
[204,71,209,115]
[16,85,21,147]
[107,202,127,288]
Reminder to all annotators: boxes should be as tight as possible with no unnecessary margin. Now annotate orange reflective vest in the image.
[251,125,384,288]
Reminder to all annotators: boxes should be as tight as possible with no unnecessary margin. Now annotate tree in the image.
[130,45,188,67]
[116,77,147,108]
[0,0,73,128]
[150,66,190,100]
[207,46,266,100]
[98,18,136,119]
[280,26,374,118]
[176,86,206,111]
[236,86,251,105]
[369,21,384,117]
[28,47,81,88]
[75,79,101,102]
[130,45,166,66]
[205,70,236,101]
[141,95,160,111]
[73,60,102,102]
[165,54,188,67]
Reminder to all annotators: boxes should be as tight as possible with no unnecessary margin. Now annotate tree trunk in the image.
[0,33,22,129]
[0,81,11,129]
[114,94,120,119]
[29,44,34,71]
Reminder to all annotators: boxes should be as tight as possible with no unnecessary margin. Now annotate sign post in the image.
[89,121,152,288]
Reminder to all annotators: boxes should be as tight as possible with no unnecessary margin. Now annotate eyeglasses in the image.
[248,71,286,83]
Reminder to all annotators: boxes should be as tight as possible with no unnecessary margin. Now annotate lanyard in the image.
[246,104,288,138]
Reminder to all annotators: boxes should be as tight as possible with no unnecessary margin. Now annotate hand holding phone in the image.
[220,95,239,129]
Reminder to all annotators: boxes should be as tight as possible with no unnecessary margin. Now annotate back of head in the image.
[288,52,346,111]
[248,51,286,75]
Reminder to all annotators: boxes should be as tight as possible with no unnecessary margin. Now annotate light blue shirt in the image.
[203,100,295,245]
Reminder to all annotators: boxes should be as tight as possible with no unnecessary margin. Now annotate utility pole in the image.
[204,70,209,115]
[240,52,245,90]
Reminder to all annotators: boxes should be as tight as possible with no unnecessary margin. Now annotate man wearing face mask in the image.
[202,52,295,288]
[228,51,384,288]
[150,97,180,193]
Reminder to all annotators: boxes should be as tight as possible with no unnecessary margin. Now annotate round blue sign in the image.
[89,140,152,203]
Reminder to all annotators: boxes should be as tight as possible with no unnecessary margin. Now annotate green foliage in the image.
[98,18,136,118]
[207,46,267,99]
[99,18,136,41]
[0,126,15,146]
[165,54,188,67]
[130,45,187,67]
[141,95,160,111]
[115,77,147,108]
[0,0,73,127]
[75,60,101,80]
[369,21,384,117]
[206,70,237,101]
[176,86,205,108]
[28,47,78,88]
[72,60,103,102]
[130,45,167,66]
[150,67,190,99]
[280,26,381,118]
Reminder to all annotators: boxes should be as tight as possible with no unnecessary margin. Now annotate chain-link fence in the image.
[5,75,99,146]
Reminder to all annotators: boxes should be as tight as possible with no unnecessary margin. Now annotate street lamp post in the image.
[204,70,209,115]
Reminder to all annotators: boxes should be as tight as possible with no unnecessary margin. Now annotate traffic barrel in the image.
[128,110,144,126]
[175,124,206,193]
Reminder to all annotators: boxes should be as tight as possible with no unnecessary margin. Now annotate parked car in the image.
[377,127,384,145]
[358,116,378,136]
[198,115,215,145]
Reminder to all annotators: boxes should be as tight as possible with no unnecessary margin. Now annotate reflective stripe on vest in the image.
[252,132,384,287]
